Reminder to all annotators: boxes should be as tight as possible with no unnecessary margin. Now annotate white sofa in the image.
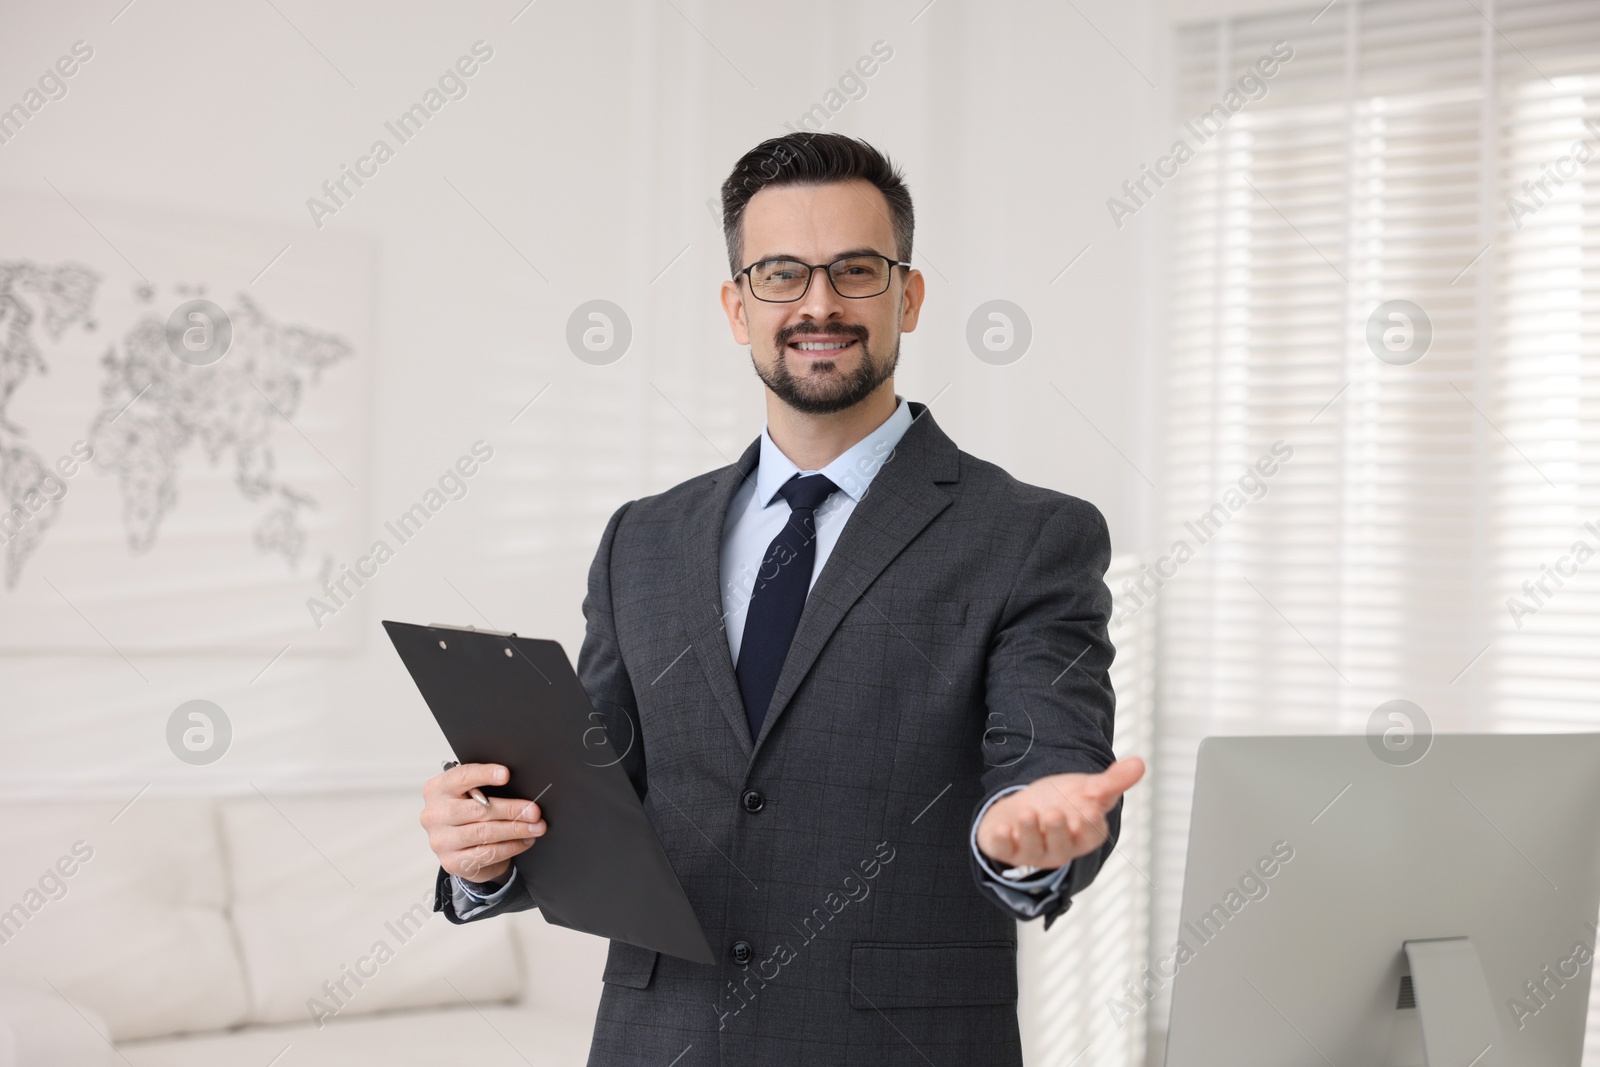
[0,788,605,1066]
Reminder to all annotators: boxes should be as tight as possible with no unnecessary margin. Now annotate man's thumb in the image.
[1094,756,1146,806]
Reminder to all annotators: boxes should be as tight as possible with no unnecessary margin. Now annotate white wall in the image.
[0,0,1160,794]
[1163,0,1316,21]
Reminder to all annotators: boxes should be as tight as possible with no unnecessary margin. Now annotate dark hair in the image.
[719,132,914,278]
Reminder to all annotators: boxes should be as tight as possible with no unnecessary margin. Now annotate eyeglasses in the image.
[734,254,912,302]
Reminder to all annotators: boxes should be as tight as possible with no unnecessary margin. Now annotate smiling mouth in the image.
[787,339,859,354]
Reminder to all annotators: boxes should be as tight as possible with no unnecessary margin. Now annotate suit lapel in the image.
[676,437,762,757]
[751,403,960,756]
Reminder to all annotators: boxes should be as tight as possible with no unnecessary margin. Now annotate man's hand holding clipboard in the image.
[384,619,716,964]
[421,761,546,887]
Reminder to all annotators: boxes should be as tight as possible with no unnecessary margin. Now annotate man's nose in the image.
[792,265,848,320]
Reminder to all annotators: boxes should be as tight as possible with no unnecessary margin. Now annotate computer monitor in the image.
[1162,733,1600,1067]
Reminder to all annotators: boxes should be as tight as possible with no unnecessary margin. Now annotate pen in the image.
[441,759,491,807]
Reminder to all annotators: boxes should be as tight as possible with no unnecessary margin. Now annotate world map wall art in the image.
[0,191,373,651]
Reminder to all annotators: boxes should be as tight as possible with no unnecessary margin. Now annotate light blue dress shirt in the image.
[453,396,1070,919]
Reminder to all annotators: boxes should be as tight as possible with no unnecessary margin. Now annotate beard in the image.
[753,326,899,415]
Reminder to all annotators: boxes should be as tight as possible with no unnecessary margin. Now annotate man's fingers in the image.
[1038,806,1072,862]
[423,762,508,799]
[1047,796,1103,858]
[440,818,545,854]
[449,796,539,825]
[1014,811,1043,860]
[1005,822,1026,863]
[980,818,1021,865]
[446,762,510,794]
[1004,805,1081,869]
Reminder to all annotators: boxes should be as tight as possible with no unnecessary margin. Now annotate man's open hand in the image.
[975,756,1146,872]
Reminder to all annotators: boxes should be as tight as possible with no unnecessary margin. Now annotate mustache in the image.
[778,323,868,346]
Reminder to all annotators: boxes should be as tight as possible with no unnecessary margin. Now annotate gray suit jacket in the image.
[432,402,1121,1066]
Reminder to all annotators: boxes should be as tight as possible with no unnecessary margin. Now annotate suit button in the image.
[730,940,753,965]
[741,789,765,813]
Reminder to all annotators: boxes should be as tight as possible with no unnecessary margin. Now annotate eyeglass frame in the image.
[733,252,914,303]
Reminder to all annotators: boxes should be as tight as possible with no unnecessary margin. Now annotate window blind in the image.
[1019,553,1156,1067]
[1161,0,1600,1059]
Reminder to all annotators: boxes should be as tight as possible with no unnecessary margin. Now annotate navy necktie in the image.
[736,472,840,739]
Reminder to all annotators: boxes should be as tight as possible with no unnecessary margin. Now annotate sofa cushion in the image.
[117,1001,593,1066]
[0,984,115,1067]
[219,789,520,1026]
[0,799,250,1041]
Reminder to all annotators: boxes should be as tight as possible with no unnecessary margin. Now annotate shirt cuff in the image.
[450,867,519,919]
[971,785,1073,917]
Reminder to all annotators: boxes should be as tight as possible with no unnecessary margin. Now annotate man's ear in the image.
[896,268,925,334]
[720,279,752,345]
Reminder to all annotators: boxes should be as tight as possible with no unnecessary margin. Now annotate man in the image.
[420,132,1144,1065]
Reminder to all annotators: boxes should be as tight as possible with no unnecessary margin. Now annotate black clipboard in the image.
[383,619,716,965]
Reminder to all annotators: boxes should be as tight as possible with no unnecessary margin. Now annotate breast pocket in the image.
[836,597,966,632]
[829,597,967,696]
[848,940,1017,1008]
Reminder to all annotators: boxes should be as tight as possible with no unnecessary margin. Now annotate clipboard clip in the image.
[428,622,518,638]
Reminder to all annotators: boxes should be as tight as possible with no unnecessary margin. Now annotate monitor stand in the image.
[1402,937,1506,1066]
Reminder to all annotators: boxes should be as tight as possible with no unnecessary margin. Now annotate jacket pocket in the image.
[837,598,966,630]
[601,940,659,989]
[848,940,1016,1009]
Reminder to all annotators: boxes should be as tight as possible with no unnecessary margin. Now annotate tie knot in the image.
[777,473,838,513]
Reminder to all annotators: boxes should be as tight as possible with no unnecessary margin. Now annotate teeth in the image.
[794,341,852,350]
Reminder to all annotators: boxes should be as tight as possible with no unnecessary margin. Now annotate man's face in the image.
[720,179,923,415]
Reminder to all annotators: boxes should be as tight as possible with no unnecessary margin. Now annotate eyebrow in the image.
[751,247,890,263]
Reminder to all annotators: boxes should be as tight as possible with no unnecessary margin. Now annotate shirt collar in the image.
[754,396,913,508]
